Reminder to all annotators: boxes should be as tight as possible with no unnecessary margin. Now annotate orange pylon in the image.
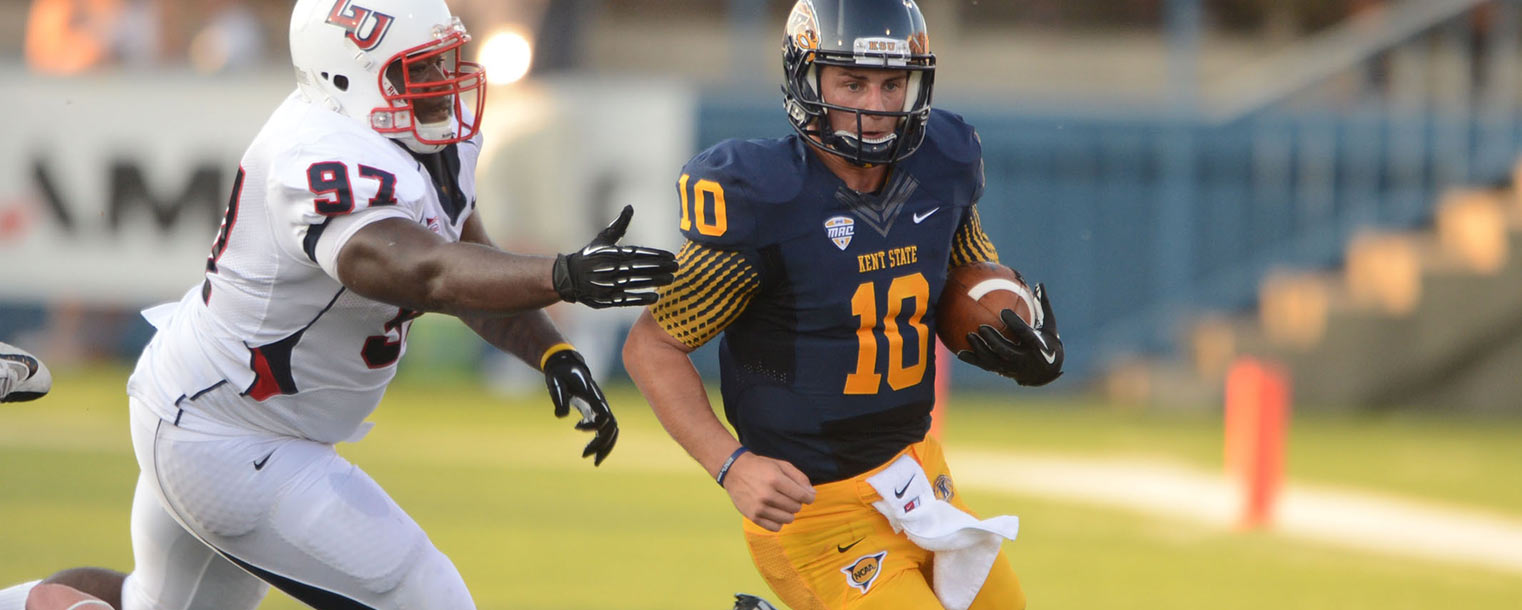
[1224,357,1291,529]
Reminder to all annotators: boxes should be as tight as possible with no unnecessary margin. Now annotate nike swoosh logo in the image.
[912,208,940,223]
[253,451,274,471]
[837,538,865,553]
[894,477,914,498]
[1030,332,1058,364]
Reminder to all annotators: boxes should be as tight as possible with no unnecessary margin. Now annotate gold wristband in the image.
[538,342,576,370]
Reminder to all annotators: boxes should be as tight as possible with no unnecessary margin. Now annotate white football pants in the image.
[123,390,474,610]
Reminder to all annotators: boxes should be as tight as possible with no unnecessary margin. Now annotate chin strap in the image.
[403,116,460,154]
[398,137,445,155]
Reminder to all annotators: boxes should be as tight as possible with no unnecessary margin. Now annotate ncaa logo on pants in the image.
[934,473,955,501]
[841,551,887,593]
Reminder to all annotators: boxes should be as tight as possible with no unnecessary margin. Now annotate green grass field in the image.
[3,366,1521,609]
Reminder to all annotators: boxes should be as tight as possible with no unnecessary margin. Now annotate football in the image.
[936,262,1038,353]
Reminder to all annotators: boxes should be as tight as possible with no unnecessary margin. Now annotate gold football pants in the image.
[742,436,1025,609]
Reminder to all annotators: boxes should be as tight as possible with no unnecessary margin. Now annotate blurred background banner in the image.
[7,0,1522,405]
[4,68,287,304]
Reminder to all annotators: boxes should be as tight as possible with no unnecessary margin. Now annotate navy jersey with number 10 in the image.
[653,109,999,483]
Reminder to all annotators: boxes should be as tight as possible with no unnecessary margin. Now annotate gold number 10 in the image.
[678,174,728,237]
[845,272,930,394]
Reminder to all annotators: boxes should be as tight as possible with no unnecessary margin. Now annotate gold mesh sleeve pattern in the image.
[948,206,1000,268]
[652,241,763,349]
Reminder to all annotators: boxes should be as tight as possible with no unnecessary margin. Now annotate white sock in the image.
[0,580,40,610]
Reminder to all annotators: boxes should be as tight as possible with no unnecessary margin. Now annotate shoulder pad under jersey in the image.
[269,125,429,227]
[923,109,983,166]
[675,137,807,249]
[919,109,986,204]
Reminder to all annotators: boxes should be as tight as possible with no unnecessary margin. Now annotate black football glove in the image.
[957,282,1064,387]
[552,205,678,308]
[542,349,619,465]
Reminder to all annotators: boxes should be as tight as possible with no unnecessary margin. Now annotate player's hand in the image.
[542,349,618,465]
[957,282,1064,386]
[553,205,678,308]
[722,452,815,532]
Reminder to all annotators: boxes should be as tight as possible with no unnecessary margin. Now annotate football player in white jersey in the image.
[0,0,676,609]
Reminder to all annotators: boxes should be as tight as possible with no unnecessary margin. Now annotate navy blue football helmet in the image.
[781,0,936,166]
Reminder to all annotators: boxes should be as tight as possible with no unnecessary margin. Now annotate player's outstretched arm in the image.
[337,216,559,315]
[336,205,676,317]
[624,311,815,531]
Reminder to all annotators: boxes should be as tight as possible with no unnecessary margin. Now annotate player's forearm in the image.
[340,228,562,317]
[624,315,741,478]
[414,242,563,316]
[461,309,566,368]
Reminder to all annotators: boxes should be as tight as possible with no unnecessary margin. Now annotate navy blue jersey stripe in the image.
[242,288,345,400]
[303,216,335,263]
[220,552,378,610]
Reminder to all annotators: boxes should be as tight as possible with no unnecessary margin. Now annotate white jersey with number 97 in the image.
[128,91,481,443]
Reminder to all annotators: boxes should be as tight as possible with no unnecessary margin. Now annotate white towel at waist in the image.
[867,454,1019,610]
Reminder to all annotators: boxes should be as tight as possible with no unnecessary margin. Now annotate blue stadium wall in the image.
[696,96,1522,387]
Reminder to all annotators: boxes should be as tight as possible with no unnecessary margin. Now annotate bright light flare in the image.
[478,30,533,85]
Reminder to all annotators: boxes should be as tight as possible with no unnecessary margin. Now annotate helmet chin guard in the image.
[290,0,486,154]
[369,22,485,153]
[781,0,935,167]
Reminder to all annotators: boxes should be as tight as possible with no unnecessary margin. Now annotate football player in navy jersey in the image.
[624,1,1062,608]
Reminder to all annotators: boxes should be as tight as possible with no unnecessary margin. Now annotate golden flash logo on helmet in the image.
[841,551,887,594]
[786,0,819,48]
[325,0,395,51]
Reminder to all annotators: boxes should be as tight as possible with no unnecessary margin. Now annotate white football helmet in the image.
[289,0,486,154]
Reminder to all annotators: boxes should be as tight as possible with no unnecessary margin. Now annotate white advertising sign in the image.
[2,69,693,311]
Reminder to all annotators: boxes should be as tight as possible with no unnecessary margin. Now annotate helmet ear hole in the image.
[332,74,349,91]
